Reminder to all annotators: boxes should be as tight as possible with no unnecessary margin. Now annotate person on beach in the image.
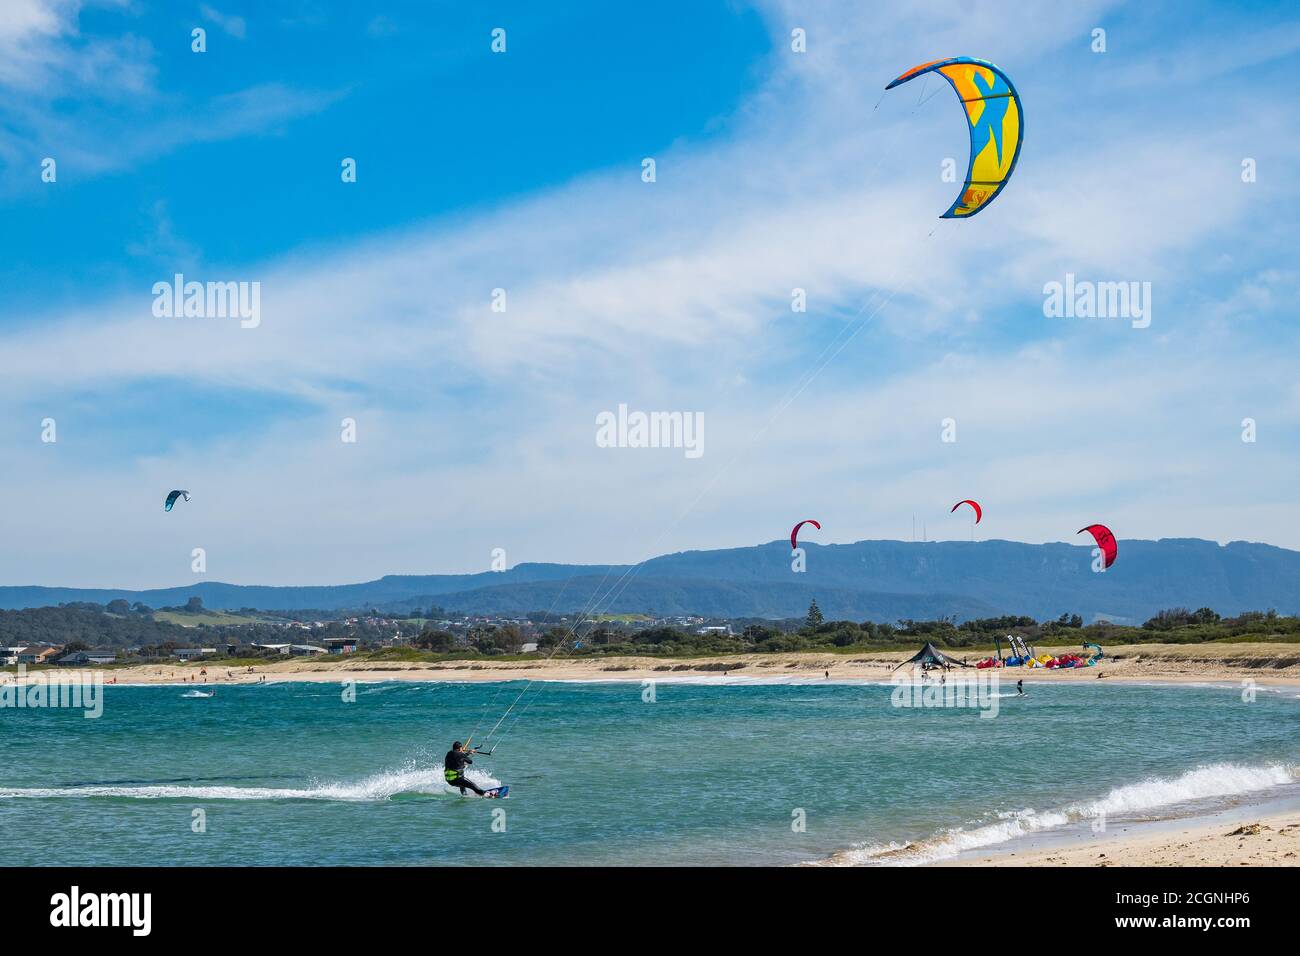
[443,741,487,796]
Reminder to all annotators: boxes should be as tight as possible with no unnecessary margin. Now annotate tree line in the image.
[409,600,1299,658]
[2,599,1296,661]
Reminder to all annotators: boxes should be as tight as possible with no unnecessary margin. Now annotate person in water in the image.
[443,741,487,796]
[1017,679,1024,696]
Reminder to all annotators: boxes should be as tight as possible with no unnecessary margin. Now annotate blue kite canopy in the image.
[164,490,190,512]
[886,56,1024,218]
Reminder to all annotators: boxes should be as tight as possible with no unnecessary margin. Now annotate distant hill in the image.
[2,538,1298,623]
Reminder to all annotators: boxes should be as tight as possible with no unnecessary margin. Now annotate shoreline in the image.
[812,777,1300,869]
[9,641,1298,688]
[942,796,1300,867]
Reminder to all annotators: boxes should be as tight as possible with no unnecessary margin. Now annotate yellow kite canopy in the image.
[886,57,1023,218]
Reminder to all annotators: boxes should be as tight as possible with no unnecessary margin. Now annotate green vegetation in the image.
[152,609,271,627]
[0,604,196,648]
[473,603,1300,659]
[3,595,1298,666]
[0,597,417,657]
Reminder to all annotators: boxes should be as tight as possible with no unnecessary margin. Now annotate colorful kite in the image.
[886,57,1024,218]
[950,499,982,523]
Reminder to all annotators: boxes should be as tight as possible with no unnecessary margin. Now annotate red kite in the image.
[790,519,821,550]
[1077,524,1117,569]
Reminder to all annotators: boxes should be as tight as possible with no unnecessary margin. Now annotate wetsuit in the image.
[444,749,486,795]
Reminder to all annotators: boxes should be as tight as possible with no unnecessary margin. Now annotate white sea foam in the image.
[1073,762,1294,817]
[823,762,1298,867]
[0,763,500,802]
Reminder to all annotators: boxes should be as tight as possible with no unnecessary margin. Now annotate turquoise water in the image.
[1,678,1297,866]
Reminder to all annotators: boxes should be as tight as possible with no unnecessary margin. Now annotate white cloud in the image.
[200,4,247,40]
[0,0,151,96]
[2,0,1298,586]
[0,2,339,184]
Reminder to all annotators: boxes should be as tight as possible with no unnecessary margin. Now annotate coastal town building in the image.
[56,650,118,666]
[18,646,61,665]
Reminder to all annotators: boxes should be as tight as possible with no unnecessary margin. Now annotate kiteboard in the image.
[483,785,509,799]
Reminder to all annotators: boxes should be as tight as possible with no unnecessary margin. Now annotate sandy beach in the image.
[31,641,1298,689]
[946,806,1300,867]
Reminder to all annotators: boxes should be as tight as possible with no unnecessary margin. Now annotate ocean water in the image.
[1,677,1297,866]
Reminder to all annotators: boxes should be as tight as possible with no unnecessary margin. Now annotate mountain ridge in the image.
[2,538,1296,623]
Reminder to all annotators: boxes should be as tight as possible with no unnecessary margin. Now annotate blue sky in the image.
[2,0,1299,587]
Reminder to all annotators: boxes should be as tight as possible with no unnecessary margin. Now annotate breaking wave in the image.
[820,762,1297,866]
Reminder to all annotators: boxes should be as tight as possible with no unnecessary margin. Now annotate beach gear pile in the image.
[974,639,1103,670]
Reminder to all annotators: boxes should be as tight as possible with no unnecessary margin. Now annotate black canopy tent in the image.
[892,641,972,671]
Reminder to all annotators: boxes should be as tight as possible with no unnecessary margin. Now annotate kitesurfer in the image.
[1016,679,1024,696]
[444,741,487,796]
